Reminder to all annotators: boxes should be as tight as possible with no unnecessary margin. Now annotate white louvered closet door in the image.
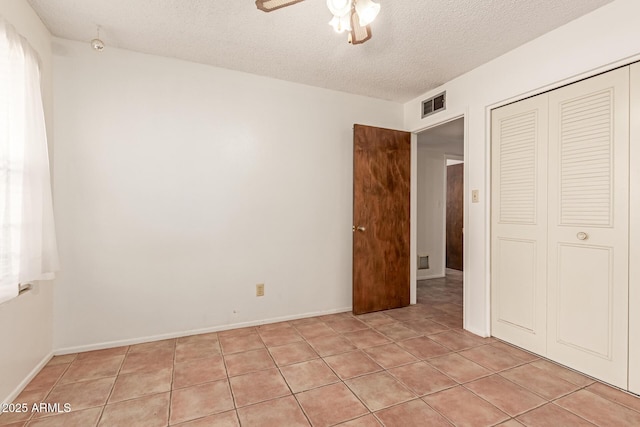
[547,67,629,389]
[491,94,549,355]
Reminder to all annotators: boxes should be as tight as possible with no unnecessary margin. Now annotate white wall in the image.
[404,0,640,336]
[0,0,54,404]
[416,147,445,280]
[52,39,403,351]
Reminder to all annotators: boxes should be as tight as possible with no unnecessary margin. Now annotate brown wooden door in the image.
[353,124,411,315]
[446,163,463,271]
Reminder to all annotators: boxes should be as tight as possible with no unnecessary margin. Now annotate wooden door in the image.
[491,93,549,355]
[353,124,411,315]
[446,163,464,271]
[547,67,629,389]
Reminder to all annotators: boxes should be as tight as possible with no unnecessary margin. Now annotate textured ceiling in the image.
[27,0,614,102]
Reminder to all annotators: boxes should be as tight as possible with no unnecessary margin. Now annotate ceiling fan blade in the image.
[255,0,305,12]
[348,9,372,45]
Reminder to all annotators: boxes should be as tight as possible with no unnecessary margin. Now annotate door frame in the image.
[410,111,469,327]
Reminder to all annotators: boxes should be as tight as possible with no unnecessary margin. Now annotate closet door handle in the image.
[576,232,588,241]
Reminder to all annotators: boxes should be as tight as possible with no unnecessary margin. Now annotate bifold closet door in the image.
[547,67,629,389]
[491,94,549,355]
[629,62,640,395]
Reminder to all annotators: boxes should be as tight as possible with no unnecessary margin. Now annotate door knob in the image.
[576,232,588,240]
[352,225,366,232]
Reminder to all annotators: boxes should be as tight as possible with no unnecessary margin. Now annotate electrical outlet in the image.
[256,283,265,297]
[472,189,480,203]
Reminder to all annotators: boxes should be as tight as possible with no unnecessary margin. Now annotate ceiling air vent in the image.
[421,91,446,119]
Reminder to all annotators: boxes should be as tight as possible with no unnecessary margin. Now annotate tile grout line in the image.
[94,345,130,427]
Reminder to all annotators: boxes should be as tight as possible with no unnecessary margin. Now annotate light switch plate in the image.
[472,190,480,203]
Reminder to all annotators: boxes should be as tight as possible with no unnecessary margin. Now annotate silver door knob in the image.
[352,225,366,232]
[576,232,588,240]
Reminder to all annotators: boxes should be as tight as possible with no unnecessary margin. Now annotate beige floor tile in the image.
[169,380,234,425]
[423,386,509,427]
[529,359,595,387]
[324,318,369,334]
[219,333,265,355]
[23,365,68,393]
[223,349,274,377]
[464,375,546,416]
[335,414,381,426]
[499,364,579,400]
[175,340,221,363]
[171,410,239,426]
[59,355,124,384]
[374,399,451,427]
[40,377,115,415]
[99,392,169,427]
[373,323,420,341]
[555,389,640,426]
[280,359,339,393]
[120,348,174,375]
[257,328,303,347]
[306,335,357,357]
[362,343,418,369]
[46,354,77,366]
[237,396,309,427]
[176,333,218,344]
[586,382,640,413]
[128,338,176,353]
[402,319,449,335]
[342,330,390,349]
[173,355,226,388]
[388,362,456,396]
[396,336,450,359]
[294,323,338,340]
[228,368,290,407]
[296,383,368,427]
[458,344,527,372]
[268,341,318,366]
[345,372,415,411]
[75,347,128,361]
[109,368,172,402]
[353,312,395,328]
[26,407,102,427]
[427,353,491,383]
[428,330,486,351]
[323,351,382,380]
[516,403,596,426]
[490,342,539,362]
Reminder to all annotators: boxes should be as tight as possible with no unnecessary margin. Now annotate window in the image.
[0,18,58,304]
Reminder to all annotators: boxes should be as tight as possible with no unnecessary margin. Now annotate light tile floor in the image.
[2,269,640,426]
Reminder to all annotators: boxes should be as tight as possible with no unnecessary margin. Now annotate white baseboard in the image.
[54,306,352,355]
[465,324,490,338]
[417,273,445,280]
[2,351,53,405]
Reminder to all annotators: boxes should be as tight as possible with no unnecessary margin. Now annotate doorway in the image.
[415,118,465,311]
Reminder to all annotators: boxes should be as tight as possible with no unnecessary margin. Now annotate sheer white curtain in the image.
[0,18,58,304]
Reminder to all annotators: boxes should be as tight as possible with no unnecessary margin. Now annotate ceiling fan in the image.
[255,0,381,45]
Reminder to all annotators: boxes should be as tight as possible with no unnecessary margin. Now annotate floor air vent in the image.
[422,91,446,118]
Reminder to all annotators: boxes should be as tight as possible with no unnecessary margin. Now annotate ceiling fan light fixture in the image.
[355,0,380,26]
[90,26,105,52]
[326,0,352,17]
[329,14,352,33]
